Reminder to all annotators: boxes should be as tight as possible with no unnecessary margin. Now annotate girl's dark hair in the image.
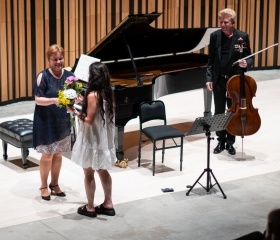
[80,62,115,126]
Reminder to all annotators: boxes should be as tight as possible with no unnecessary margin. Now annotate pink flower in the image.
[65,76,78,85]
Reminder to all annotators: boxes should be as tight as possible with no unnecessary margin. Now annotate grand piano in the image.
[74,13,218,160]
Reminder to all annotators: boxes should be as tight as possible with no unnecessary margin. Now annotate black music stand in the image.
[185,112,233,199]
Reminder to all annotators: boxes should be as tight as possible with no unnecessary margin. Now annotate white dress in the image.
[71,100,116,170]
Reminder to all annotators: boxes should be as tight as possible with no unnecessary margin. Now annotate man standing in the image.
[206,8,254,155]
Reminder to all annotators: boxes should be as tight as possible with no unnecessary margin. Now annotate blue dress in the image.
[32,69,74,153]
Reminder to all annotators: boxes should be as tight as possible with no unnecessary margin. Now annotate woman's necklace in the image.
[49,68,64,79]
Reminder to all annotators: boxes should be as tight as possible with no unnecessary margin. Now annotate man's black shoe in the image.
[213,142,225,154]
[226,144,236,155]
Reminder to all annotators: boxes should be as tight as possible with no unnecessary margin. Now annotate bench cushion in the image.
[0,119,33,142]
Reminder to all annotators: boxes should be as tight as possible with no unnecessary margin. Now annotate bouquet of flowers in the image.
[58,76,83,108]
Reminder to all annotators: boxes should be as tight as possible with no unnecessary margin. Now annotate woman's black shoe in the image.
[49,184,66,197]
[39,187,51,201]
[95,204,116,216]
[77,205,97,218]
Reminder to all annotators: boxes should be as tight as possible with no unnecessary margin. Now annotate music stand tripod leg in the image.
[186,168,227,199]
[186,169,207,196]
[205,132,226,198]
[185,112,233,199]
[209,170,227,199]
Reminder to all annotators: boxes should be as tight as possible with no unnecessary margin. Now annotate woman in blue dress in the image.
[33,44,74,201]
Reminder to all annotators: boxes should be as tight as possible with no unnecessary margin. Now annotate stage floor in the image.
[0,69,280,240]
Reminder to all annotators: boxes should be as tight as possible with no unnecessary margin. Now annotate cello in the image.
[226,38,261,139]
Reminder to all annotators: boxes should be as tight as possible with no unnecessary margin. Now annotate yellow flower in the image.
[58,90,71,108]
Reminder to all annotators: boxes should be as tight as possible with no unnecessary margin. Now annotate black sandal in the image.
[95,204,115,216]
[39,187,51,201]
[77,205,97,218]
[49,184,66,197]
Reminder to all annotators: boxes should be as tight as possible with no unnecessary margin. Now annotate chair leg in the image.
[138,134,142,167]
[162,139,165,163]
[180,137,183,171]
[153,141,156,176]
[2,140,8,160]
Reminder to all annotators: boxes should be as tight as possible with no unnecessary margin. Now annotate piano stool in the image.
[0,119,33,169]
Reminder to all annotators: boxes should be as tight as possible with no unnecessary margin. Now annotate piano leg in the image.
[203,87,212,117]
[115,126,124,160]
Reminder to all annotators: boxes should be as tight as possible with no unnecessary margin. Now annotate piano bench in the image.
[0,119,33,169]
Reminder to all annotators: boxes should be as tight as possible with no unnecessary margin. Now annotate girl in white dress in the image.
[69,62,116,218]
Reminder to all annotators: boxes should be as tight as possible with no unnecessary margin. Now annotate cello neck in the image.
[237,38,246,101]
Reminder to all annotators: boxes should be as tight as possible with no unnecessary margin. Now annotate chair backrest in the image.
[139,100,167,125]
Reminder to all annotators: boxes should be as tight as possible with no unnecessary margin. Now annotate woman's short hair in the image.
[46,44,64,59]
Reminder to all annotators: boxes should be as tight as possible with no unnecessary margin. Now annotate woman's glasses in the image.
[50,58,64,62]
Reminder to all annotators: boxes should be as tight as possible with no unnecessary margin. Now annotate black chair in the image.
[138,100,185,176]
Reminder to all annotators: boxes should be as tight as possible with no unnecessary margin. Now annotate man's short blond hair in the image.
[218,8,237,24]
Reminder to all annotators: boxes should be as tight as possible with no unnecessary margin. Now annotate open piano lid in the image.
[87,13,212,63]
